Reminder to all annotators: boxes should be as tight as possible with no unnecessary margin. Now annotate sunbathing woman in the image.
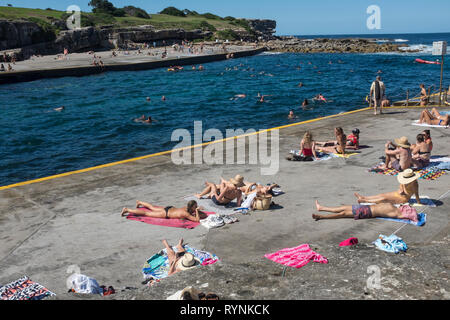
[194,175,244,207]
[286,131,318,161]
[411,134,431,169]
[121,200,206,222]
[240,182,280,196]
[354,169,421,205]
[315,127,346,155]
[419,108,450,126]
[312,200,418,223]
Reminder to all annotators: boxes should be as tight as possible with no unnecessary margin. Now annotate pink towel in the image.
[126,208,215,229]
[339,237,358,247]
[264,244,328,269]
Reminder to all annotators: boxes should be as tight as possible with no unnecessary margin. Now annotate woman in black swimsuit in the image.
[411,133,431,169]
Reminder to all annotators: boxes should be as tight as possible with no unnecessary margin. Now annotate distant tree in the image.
[159,6,186,17]
[123,6,151,19]
[7,4,12,7]
[88,0,116,15]
[201,12,221,20]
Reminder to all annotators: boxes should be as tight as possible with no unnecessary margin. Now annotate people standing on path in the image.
[370,76,386,115]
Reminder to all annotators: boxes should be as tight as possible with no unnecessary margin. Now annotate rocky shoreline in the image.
[264,36,410,53]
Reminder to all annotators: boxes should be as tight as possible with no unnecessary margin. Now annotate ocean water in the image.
[1,33,449,186]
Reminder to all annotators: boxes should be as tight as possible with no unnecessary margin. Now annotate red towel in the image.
[339,237,358,247]
[126,208,215,229]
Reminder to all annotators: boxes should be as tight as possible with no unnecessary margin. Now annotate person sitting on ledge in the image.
[195,175,244,207]
[287,131,318,161]
[354,169,421,205]
[315,127,346,155]
[312,200,418,223]
[121,200,206,222]
[0,64,5,72]
[379,136,412,171]
[419,108,450,126]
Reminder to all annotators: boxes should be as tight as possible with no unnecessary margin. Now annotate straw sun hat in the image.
[176,253,200,271]
[229,174,245,187]
[397,169,420,185]
[394,136,411,148]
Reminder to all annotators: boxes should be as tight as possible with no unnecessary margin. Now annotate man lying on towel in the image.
[312,200,418,223]
[121,200,207,222]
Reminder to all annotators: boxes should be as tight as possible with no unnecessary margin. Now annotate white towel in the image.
[412,120,449,128]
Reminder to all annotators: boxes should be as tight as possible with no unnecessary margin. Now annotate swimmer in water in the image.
[302,99,312,110]
[288,110,297,119]
[298,82,304,88]
[146,97,151,102]
[162,96,166,101]
[198,65,204,71]
[54,106,65,112]
[259,95,271,103]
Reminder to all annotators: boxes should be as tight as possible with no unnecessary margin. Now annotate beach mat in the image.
[376,212,427,227]
[289,150,332,161]
[412,120,449,128]
[142,245,219,280]
[368,163,447,180]
[0,276,55,300]
[409,195,436,207]
[126,208,215,229]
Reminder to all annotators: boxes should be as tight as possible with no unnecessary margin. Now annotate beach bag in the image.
[67,274,103,294]
[253,194,273,210]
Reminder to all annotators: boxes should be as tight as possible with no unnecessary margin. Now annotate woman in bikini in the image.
[419,84,428,106]
[121,200,206,222]
[315,127,346,155]
[354,169,421,205]
[411,133,431,169]
[194,175,244,207]
[422,130,433,151]
[419,108,450,126]
[287,131,318,161]
[240,182,280,196]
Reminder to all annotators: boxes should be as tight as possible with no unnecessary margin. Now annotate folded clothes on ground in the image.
[339,237,358,247]
[373,234,408,254]
[142,245,219,280]
[0,276,55,300]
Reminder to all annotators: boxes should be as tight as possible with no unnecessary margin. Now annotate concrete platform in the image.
[0,107,449,300]
[0,45,265,85]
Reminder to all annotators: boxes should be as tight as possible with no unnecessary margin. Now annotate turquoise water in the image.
[1,33,449,186]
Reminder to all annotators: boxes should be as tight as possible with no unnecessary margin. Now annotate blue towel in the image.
[376,212,426,227]
[373,234,408,254]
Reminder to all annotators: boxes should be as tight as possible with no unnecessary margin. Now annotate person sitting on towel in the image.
[315,127,346,155]
[162,239,200,276]
[287,131,318,161]
[379,137,412,171]
[346,128,360,150]
[419,108,450,126]
[411,134,431,169]
[312,200,418,223]
[354,169,422,205]
[194,175,244,206]
[121,200,206,222]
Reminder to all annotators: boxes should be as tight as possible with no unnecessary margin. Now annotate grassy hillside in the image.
[0,6,250,36]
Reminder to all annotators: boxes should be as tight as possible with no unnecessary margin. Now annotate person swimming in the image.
[288,110,297,119]
[54,106,65,112]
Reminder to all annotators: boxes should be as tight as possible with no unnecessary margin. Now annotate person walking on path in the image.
[370,76,386,115]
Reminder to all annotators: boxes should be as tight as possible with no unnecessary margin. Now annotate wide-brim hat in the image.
[394,136,411,148]
[179,286,201,300]
[397,169,420,185]
[176,253,200,271]
[230,174,245,187]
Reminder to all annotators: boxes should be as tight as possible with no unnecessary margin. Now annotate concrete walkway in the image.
[0,107,449,299]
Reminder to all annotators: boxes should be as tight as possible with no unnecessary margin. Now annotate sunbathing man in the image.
[354,169,421,205]
[411,133,431,169]
[195,175,244,206]
[380,136,412,171]
[312,200,418,222]
[162,239,199,276]
[315,127,346,155]
[419,108,450,126]
[121,200,206,222]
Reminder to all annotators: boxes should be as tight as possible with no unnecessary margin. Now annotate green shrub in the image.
[201,12,221,20]
[216,29,239,40]
[159,7,186,17]
[197,20,216,32]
